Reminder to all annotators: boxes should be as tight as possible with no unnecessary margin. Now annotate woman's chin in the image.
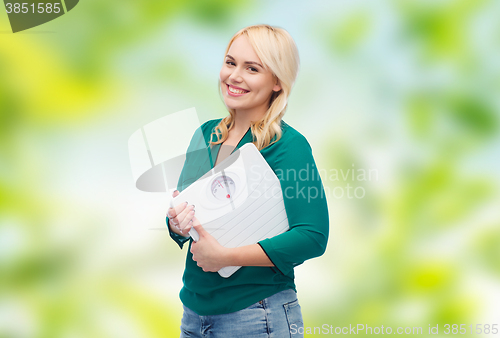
[223,100,242,110]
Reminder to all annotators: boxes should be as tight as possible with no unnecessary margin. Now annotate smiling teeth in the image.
[228,86,248,94]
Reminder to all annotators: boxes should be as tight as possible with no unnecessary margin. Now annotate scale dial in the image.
[211,175,236,201]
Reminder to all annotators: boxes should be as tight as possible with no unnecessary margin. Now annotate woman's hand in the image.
[167,190,195,237]
[190,217,230,272]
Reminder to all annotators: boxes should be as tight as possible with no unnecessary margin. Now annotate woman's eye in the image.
[248,67,258,72]
[226,61,235,66]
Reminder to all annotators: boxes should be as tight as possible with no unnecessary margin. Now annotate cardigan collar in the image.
[209,127,253,169]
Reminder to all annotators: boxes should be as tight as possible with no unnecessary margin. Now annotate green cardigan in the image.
[167,118,329,315]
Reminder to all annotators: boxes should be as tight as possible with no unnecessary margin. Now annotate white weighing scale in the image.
[171,143,289,278]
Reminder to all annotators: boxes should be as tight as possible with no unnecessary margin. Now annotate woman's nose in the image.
[229,67,243,82]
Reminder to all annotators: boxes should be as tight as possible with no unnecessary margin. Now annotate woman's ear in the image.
[273,79,282,92]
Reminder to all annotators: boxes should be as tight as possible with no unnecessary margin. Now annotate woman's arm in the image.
[256,133,329,275]
[190,221,273,272]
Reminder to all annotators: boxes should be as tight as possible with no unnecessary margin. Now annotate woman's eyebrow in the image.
[226,55,264,69]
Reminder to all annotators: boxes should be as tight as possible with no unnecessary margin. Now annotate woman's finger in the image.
[167,206,177,219]
[179,209,195,233]
[167,191,181,218]
[174,201,189,216]
[170,204,193,230]
[168,201,188,223]
[168,217,180,230]
[181,220,194,235]
[177,203,193,222]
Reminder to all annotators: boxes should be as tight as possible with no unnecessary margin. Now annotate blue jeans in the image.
[180,289,304,338]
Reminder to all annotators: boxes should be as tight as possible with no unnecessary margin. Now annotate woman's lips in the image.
[226,84,249,97]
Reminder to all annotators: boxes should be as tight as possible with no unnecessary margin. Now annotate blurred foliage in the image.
[331,11,372,53]
[1,0,499,337]
[395,0,488,65]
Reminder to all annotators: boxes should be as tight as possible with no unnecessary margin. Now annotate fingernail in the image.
[190,211,195,215]
[189,205,194,210]
[174,190,178,193]
[192,204,195,209]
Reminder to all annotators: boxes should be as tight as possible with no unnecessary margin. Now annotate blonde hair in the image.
[211,24,300,150]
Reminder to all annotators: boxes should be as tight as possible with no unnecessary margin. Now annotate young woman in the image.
[166,24,329,338]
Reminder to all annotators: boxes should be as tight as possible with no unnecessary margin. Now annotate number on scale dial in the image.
[211,175,236,201]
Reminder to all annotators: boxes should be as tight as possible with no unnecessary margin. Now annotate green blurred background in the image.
[1,0,499,337]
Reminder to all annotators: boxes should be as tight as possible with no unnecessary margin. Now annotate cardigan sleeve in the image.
[167,216,190,249]
[258,134,329,275]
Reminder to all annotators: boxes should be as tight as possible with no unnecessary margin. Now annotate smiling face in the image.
[219,35,281,119]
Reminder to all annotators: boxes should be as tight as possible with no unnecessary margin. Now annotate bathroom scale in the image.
[170,143,289,278]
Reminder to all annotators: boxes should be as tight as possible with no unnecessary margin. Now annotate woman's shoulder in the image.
[201,118,223,131]
[194,118,223,144]
[279,120,311,149]
[261,120,315,168]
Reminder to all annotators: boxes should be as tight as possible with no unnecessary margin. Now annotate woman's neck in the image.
[232,108,266,133]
